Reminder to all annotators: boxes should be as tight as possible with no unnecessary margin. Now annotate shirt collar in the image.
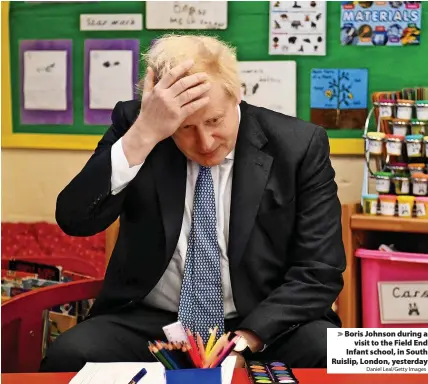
[224,105,240,160]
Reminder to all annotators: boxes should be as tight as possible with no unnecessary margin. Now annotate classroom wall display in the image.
[310,68,369,130]
[269,1,326,55]
[20,40,72,125]
[80,14,143,31]
[145,1,227,30]
[84,39,140,125]
[340,1,422,46]
[239,61,296,117]
[4,2,428,154]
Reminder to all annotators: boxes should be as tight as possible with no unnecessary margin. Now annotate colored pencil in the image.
[149,343,174,370]
[203,332,229,368]
[186,329,203,368]
[182,344,197,368]
[205,326,218,356]
[196,332,206,365]
[210,336,241,368]
[155,341,180,370]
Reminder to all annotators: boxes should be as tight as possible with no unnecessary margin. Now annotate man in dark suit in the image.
[40,35,345,372]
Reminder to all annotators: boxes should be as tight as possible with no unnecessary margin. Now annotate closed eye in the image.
[206,116,223,125]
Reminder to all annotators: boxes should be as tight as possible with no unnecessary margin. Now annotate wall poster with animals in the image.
[340,1,422,46]
[270,1,326,55]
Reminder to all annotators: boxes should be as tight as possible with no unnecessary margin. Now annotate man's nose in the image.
[198,131,215,153]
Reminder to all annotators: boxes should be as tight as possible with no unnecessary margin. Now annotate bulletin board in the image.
[2,1,428,154]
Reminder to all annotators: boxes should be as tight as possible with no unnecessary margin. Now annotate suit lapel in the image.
[152,138,187,261]
[229,103,273,269]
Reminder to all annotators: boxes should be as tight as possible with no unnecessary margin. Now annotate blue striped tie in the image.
[178,166,225,342]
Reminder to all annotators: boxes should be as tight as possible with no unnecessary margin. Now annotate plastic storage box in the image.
[356,249,428,328]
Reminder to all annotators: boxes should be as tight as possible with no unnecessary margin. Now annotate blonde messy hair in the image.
[140,34,241,100]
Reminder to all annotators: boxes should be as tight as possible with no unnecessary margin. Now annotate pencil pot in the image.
[166,367,222,384]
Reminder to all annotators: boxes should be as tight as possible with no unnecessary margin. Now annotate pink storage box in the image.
[356,249,428,328]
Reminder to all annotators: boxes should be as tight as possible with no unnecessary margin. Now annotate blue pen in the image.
[127,367,147,384]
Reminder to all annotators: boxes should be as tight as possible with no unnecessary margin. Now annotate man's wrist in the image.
[122,121,158,167]
[233,329,264,353]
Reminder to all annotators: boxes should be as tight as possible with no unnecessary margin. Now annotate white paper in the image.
[145,1,227,30]
[239,61,296,117]
[89,50,134,110]
[269,1,326,55]
[162,321,189,343]
[80,14,143,31]
[221,356,237,384]
[68,362,166,384]
[23,50,67,111]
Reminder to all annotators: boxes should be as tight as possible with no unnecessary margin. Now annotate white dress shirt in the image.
[110,108,241,319]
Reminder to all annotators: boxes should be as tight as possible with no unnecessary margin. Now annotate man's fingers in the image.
[176,82,211,107]
[181,96,210,117]
[157,59,194,89]
[143,67,155,94]
[170,72,208,97]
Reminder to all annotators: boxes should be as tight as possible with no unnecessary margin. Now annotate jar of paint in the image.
[365,132,385,155]
[396,99,415,120]
[386,134,404,156]
[387,162,408,176]
[415,100,428,120]
[392,176,410,195]
[411,173,428,196]
[415,196,428,218]
[408,163,426,176]
[379,195,396,216]
[389,118,410,136]
[410,119,426,135]
[405,134,423,158]
[377,99,395,118]
[374,172,392,193]
[362,194,378,215]
[397,196,415,217]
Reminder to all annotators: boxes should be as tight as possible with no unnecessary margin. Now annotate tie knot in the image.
[199,166,211,173]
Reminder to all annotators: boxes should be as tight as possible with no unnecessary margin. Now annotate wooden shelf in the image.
[351,214,428,234]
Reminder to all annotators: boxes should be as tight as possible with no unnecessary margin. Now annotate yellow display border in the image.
[1,2,364,154]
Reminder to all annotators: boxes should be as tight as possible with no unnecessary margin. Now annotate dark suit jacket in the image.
[56,100,346,345]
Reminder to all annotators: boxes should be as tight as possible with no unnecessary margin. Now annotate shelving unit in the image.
[337,204,428,329]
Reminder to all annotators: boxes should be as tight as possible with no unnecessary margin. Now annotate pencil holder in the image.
[166,367,222,384]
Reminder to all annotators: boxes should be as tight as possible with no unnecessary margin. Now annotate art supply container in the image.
[378,195,396,216]
[365,132,385,155]
[377,99,395,118]
[396,196,415,217]
[374,172,392,193]
[396,99,414,120]
[405,134,423,158]
[385,134,404,156]
[387,162,408,176]
[410,119,426,135]
[356,248,428,328]
[415,197,428,218]
[392,176,410,195]
[362,194,378,215]
[390,118,409,136]
[415,100,428,120]
[411,173,428,196]
[408,163,425,176]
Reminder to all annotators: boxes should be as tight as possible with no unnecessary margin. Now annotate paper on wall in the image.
[23,50,67,110]
[239,61,296,117]
[269,1,326,55]
[89,50,134,110]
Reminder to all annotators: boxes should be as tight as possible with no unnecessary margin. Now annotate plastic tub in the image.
[362,194,378,215]
[386,134,404,156]
[377,99,395,118]
[396,195,415,217]
[356,249,428,328]
[408,163,425,176]
[415,196,428,218]
[387,162,408,176]
[396,99,414,120]
[374,172,392,193]
[365,132,385,155]
[410,119,426,135]
[405,134,423,157]
[411,173,428,196]
[389,119,409,136]
[392,176,410,195]
[415,100,428,120]
[378,195,396,216]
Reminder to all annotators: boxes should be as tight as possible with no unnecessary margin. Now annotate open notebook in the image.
[68,356,236,384]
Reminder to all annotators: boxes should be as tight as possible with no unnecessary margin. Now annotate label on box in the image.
[376,178,390,193]
[407,142,422,157]
[369,140,383,154]
[386,141,402,156]
[398,202,412,217]
[413,181,428,196]
[380,201,395,216]
[378,281,428,323]
[416,202,426,217]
